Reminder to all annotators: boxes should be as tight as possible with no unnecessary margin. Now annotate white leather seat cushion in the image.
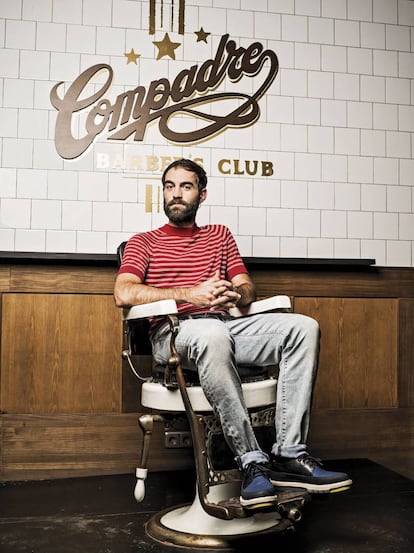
[141,378,276,412]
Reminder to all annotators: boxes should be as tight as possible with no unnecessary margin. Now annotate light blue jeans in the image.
[151,313,320,469]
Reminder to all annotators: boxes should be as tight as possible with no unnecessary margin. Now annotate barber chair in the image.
[118,245,310,549]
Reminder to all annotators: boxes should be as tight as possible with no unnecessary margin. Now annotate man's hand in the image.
[209,277,241,309]
[186,271,240,309]
[209,289,241,309]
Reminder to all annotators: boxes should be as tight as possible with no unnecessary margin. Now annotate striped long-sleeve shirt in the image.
[118,223,247,317]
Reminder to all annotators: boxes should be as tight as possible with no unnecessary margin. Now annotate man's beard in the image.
[164,197,200,224]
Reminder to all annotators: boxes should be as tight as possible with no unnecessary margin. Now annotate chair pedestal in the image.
[146,481,294,549]
[138,379,307,548]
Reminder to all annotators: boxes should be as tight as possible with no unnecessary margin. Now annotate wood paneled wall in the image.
[0,261,413,481]
[2,293,121,414]
[297,297,398,409]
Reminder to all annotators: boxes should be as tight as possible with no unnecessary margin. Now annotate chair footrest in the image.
[217,488,310,521]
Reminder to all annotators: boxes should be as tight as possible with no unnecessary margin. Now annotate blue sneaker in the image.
[240,462,278,510]
[270,454,352,493]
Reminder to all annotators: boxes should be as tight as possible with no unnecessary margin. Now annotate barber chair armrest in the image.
[122,299,178,321]
[228,295,291,318]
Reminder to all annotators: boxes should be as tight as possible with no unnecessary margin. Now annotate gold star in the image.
[195,27,210,43]
[153,33,181,60]
[124,48,140,64]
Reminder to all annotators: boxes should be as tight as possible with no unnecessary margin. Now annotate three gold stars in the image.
[124,48,140,64]
[153,32,181,60]
[125,28,210,64]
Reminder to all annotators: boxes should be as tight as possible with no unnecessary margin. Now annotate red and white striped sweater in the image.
[118,223,247,317]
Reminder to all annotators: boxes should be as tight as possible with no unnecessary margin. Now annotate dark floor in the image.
[1,459,413,553]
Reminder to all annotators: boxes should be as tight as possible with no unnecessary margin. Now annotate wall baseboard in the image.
[1,408,412,481]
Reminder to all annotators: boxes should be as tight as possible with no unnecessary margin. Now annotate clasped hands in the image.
[189,271,240,310]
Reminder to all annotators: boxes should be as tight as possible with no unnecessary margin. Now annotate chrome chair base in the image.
[145,482,294,549]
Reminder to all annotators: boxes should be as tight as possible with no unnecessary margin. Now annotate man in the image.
[114,158,352,511]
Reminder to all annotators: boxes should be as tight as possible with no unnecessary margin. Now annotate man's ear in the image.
[199,188,207,204]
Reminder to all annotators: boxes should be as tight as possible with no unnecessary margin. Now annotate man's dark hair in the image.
[162,159,207,191]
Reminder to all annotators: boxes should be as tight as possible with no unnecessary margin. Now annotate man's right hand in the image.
[187,271,236,308]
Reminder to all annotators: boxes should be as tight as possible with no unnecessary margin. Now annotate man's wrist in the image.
[233,283,255,307]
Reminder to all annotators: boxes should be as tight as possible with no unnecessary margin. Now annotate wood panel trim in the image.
[0,266,10,292]
[0,265,413,298]
[251,267,414,299]
[398,299,414,408]
[1,408,413,481]
[308,407,414,454]
[0,413,193,481]
[8,266,118,294]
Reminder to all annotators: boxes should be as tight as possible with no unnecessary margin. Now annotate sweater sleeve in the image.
[224,227,248,280]
[117,234,149,281]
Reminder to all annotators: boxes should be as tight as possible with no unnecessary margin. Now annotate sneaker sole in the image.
[270,478,352,493]
[239,494,279,509]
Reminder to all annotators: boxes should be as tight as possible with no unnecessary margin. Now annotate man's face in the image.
[163,166,206,225]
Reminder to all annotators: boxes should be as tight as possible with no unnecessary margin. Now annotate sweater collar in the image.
[161,223,200,236]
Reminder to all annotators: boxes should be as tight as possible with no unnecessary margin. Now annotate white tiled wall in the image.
[0,0,413,266]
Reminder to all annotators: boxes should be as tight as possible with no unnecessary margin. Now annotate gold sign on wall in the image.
[149,0,185,36]
[143,183,161,213]
[50,34,279,160]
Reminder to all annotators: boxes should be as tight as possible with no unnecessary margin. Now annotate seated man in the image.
[114,158,352,511]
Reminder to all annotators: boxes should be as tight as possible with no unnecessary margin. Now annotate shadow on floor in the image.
[1,459,413,553]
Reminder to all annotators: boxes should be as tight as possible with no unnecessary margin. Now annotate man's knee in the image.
[290,313,320,342]
[302,314,320,334]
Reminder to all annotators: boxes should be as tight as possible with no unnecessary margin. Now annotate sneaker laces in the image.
[245,462,270,481]
[297,453,323,469]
